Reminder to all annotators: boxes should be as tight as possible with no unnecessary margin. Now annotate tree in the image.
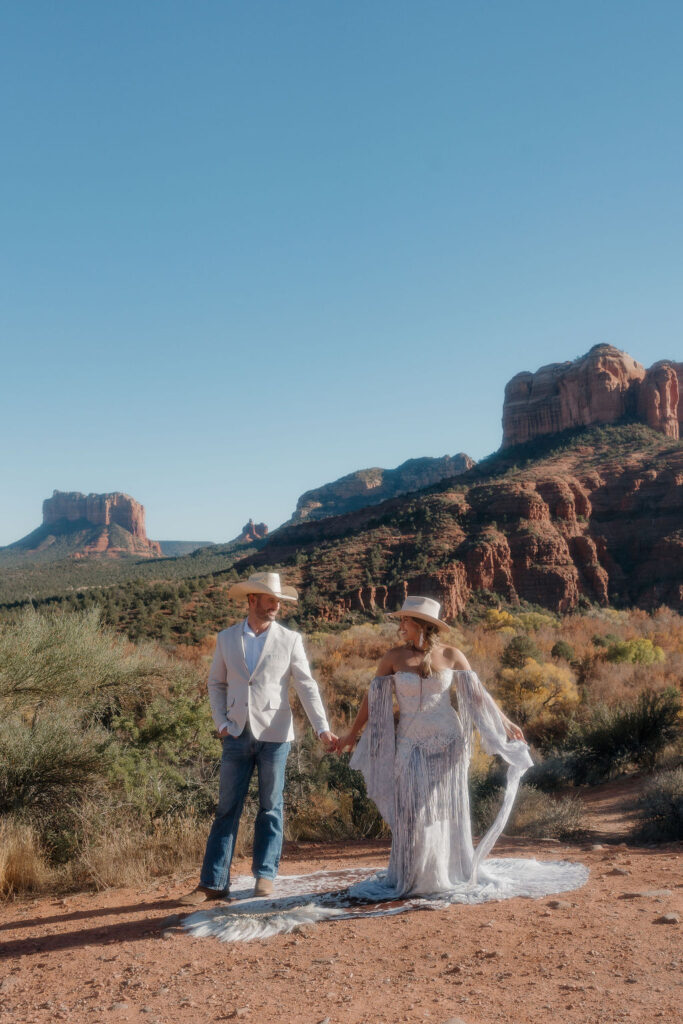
[501,634,541,669]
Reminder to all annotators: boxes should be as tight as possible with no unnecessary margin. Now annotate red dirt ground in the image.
[1,785,681,1024]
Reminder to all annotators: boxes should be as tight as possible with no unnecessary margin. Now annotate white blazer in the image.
[207,620,330,742]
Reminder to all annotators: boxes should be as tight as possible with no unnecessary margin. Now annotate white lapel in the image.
[252,620,278,675]
[229,622,250,680]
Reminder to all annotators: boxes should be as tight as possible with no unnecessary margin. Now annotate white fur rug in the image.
[182,858,589,943]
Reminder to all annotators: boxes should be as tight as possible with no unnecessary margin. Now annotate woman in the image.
[335,596,579,902]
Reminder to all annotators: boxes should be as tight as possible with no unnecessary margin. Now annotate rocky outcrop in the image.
[502,345,682,447]
[236,519,268,543]
[638,361,682,438]
[43,491,152,539]
[240,427,682,616]
[289,454,475,524]
[9,490,163,558]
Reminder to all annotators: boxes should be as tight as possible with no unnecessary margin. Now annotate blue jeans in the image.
[200,726,290,892]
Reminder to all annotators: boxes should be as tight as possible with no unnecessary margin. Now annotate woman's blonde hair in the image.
[403,617,442,678]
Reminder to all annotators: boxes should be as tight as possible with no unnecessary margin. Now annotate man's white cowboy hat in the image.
[387,595,449,632]
[228,571,298,603]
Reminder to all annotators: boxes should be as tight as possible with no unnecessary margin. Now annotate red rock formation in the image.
[638,361,682,438]
[41,490,161,557]
[236,519,269,543]
[244,433,682,615]
[290,454,475,524]
[502,344,681,446]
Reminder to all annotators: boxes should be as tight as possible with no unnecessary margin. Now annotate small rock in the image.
[591,843,604,851]
[441,1018,470,1024]
[606,867,630,876]
[547,900,572,910]
[110,1002,129,1011]
[619,890,672,900]
[316,1018,331,1024]
[655,913,679,925]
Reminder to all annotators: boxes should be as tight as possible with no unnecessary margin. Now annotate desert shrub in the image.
[551,640,575,662]
[500,634,541,669]
[0,711,108,816]
[515,611,558,633]
[472,784,584,839]
[605,638,665,665]
[562,687,682,783]
[484,609,517,632]
[284,732,388,840]
[0,609,217,890]
[631,767,683,842]
[524,753,579,792]
[495,659,580,733]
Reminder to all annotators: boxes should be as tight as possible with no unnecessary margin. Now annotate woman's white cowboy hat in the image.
[228,571,298,603]
[387,595,449,632]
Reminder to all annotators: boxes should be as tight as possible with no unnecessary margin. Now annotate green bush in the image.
[561,688,682,783]
[605,638,665,665]
[0,711,108,815]
[500,634,541,669]
[551,640,575,662]
[632,767,683,842]
[0,609,217,875]
[284,732,387,840]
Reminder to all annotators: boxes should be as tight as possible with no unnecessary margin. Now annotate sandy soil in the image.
[1,794,681,1024]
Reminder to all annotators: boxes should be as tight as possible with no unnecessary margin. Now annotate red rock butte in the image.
[42,490,162,557]
[502,344,682,447]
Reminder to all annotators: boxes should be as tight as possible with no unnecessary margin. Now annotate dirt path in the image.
[0,786,680,1024]
[578,775,648,841]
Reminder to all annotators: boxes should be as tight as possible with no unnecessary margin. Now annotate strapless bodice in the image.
[394,670,463,745]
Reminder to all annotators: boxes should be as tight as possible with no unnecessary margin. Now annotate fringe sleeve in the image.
[349,675,395,829]
[454,669,533,883]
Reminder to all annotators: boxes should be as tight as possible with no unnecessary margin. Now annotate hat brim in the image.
[227,581,298,602]
[387,610,450,632]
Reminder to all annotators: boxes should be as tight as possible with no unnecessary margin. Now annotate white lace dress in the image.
[348,669,588,902]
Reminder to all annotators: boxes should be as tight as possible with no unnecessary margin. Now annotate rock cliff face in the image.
[242,426,683,615]
[502,345,682,447]
[43,491,150,538]
[19,490,164,558]
[289,454,475,524]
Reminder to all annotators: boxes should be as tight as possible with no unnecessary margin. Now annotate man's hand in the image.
[218,725,230,738]
[319,730,337,752]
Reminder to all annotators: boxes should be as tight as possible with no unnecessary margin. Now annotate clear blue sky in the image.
[2,1,682,546]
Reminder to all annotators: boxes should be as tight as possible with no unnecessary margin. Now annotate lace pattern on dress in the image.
[352,669,535,891]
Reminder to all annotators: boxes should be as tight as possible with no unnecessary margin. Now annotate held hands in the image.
[333,732,356,754]
[319,730,338,753]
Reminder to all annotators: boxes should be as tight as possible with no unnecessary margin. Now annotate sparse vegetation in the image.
[0,596,681,896]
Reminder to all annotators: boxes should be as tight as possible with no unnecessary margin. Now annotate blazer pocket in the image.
[263,697,282,711]
[227,696,236,708]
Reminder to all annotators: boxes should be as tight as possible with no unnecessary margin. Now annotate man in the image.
[181,572,336,905]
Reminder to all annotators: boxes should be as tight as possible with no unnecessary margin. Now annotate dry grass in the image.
[0,819,51,896]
